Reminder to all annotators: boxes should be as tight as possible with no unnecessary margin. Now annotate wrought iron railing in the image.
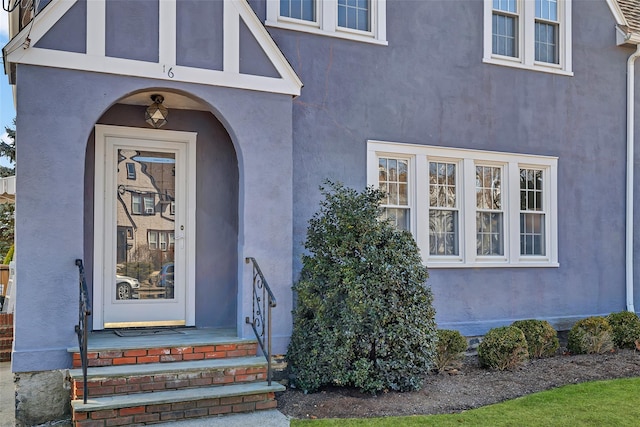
[245,257,277,385]
[75,259,91,404]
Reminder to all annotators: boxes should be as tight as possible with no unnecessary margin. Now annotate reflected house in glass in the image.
[115,149,176,288]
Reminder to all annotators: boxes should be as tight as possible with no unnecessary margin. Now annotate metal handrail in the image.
[75,259,91,404]
[244,257,277,386]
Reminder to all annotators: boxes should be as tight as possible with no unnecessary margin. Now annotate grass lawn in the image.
[290,377,640,426]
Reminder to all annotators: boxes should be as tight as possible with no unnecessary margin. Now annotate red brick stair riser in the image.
[72,366,268,400]
[73,392,278,426]
[72,342,258,368]
[0,313,13,361]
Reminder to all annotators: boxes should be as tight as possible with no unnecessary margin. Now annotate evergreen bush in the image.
[568,316,614,354]
[478,326,529,370]
[434,329,467,372]
[287,182,437,394]
[511,319,559,358]
[606,311,640,349]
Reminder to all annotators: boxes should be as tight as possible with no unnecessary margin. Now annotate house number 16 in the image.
[163,65,175,78]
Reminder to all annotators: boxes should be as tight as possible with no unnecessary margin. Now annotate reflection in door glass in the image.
[115,149,176,301]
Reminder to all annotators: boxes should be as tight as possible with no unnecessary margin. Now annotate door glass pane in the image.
[116,149,176,301]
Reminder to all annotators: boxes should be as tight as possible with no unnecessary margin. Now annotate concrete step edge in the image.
[68,355,268,380]
[71,381,286,412]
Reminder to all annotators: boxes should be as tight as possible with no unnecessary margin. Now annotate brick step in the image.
[0,336,12,350]
[0,326,12,339]
[0,348,10,362]
[69,356,269,400]
[0,313,12,326]
[71,339,258,368]
[71,381,285,426]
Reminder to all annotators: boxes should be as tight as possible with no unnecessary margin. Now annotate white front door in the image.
[94,125,196,329]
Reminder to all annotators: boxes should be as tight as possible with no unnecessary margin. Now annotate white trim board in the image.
[5,0,302,96]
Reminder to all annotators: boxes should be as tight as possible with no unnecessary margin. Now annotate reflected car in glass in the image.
[158,263,174,298]
[116,274,140,300]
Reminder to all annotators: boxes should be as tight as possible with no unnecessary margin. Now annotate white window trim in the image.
[266,0,387,46]
[482,0,573,76]
[367,140,559,268]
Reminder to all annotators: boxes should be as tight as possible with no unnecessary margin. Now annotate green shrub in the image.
[434,329,468,372]
[287,182,437,394]
[478,326,529,370]
[511,319,559,358]
[568,316,614,354]
[606,311,640,349]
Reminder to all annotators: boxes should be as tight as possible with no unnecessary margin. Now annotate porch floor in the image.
[68,327,242,353]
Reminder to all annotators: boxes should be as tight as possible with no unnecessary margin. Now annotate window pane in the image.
[280,0,315,21]
[429,210,459,256]
[126,163,136,180]
[382,208,410,231]
[520,169,543,211]
[494,0,517,13]
[520,213,546,255]
[132,195,141,214]
[379,157,409,207]
[144,196,155,214]
[535,22,558,64]
[476,166,501,210]
[429,162,456,208]
[476,212,504,256]
[338,0,369,31]
[379,157,411,231]
[536,0,557,21]
[493,14,517,57]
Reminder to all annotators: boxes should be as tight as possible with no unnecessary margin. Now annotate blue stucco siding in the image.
[35,0,86,53]
[13,65,294,371]
[257,0,636,334]
[176,0,224,71]
[12,0,640,374]
[106,0,159,62]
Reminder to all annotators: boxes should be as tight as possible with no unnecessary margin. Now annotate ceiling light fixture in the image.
[145,94,168,129]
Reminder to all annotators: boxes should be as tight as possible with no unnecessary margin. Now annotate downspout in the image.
[626,44,640,313]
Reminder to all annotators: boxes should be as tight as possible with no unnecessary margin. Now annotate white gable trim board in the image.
[4,0,302,96]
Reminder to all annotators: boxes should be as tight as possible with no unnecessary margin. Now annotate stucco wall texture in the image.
[255,0,640,334]
[11,0,640,372]
[14,65,294,371]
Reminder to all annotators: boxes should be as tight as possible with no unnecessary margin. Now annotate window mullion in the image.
[522,0,535,66]
[463,158,476,263]
[323,0,336,33]
[547,165,558,263]
[415,154,428,261]
[508,162,520,263]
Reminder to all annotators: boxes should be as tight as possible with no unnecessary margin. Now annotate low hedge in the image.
[568,316,614,355]
[511,319,559,358]
[478,326,528,371]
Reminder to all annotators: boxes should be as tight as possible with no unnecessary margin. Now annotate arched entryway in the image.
[85,91,239,330]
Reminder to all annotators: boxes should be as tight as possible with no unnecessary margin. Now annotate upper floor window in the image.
[367,141,559,268]
[132,193,155,215]
[267,0,387,45]
[126,163,136,180]
[484,0,572,76]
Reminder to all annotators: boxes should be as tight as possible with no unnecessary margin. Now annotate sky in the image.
[0,7,15,169]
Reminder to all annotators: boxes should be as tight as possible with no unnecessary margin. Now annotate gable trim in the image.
[4,0,302,96]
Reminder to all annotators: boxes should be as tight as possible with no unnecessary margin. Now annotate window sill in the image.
[426,261,560,269]
[483,57,573,77]
[265,20,388,46]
